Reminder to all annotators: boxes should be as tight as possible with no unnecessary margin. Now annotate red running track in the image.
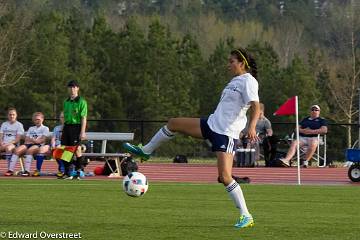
[0,160,359,185]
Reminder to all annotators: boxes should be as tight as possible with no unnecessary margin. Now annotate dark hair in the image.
[230,48,258,79]
[7,107,17,113]
[67,80,79,87]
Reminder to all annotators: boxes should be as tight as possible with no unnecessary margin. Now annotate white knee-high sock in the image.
[226,180,251,217]
[24,155,33,172]
[142,125,176,154]
[5,154,12,169]
[9,154,19,171]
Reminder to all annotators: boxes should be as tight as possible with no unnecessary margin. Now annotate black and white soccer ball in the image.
[122,172,148,197]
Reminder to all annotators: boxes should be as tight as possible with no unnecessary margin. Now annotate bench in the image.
[85,132,134,154]
[82,132,134,177]
[3,132,134,177]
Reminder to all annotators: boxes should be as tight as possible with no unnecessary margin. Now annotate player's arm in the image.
[247,101,260,142]
[24,136,33,144]
[35,135,46,144]
[14,134,22,145]
[79,100,87,141]
[80,116,87,141]
[51,134,56,148]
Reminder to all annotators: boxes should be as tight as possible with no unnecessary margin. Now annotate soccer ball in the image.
[122,172,148,197]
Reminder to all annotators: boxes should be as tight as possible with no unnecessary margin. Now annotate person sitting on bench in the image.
[2,107,25,176]
[8,112,50,176]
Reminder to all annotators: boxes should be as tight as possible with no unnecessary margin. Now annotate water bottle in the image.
[90,140,94,153]
[244,148,251,166]
[236,148,245,167]
[250,148,256,167]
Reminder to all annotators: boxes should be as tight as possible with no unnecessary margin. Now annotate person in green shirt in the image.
[61,80,88,179]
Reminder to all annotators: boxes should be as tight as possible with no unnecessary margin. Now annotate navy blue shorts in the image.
[200,118,238,153]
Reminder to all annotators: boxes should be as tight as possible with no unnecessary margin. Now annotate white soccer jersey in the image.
[26,125,50,145]
[207,73,259,139]
[52,125,63,146]
[0,121,25,144]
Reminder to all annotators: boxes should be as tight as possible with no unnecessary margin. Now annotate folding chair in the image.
[301,134,327,167]
[288,133,327,167]
[316,134,327,167]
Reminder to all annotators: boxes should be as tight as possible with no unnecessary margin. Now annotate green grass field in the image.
[0,179,359,240]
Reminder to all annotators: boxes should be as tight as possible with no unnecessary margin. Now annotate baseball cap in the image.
[67,80,79,87]
[311,105,320,111]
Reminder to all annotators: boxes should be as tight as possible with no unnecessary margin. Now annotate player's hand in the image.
[247,129,259,143]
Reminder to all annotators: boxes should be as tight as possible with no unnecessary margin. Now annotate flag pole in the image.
[273,95,299,184]
[295,96,301,185]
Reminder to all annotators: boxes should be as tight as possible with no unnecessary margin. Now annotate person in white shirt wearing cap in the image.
[123,47,260,229]
[280,104,328,167]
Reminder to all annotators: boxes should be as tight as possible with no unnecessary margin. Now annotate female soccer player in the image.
[8,112,50,176]
[123,47,260,228]
[1,108,25,175]
[51,112,65,178]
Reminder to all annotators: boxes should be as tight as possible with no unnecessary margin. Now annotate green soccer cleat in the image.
[234,215,254,229]
[122,143,151,161]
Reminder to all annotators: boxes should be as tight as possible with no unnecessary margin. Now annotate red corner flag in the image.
[273,96,296,116]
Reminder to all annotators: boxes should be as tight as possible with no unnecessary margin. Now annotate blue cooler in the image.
[345,149,360,162]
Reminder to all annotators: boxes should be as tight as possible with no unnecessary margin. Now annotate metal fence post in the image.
[141,120,144,144]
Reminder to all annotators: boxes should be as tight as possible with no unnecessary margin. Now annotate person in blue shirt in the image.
[51,112,65,178]
[280,104,327,167]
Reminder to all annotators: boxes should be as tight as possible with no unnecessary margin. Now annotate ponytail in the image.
[231,48,258,79]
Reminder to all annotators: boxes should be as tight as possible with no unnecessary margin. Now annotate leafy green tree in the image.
[315,0,360,147]
[20,11,70,118]
[0,3,33,112]
[115,18,147,121]
[175,34,204,116]
[278,56,322,118]
[199,38,233,116]
[246,41,281,117]
[136,20,198,120]
[84,14,127,131]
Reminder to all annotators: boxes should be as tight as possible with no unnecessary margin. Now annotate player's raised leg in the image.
[123,118,202,160]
